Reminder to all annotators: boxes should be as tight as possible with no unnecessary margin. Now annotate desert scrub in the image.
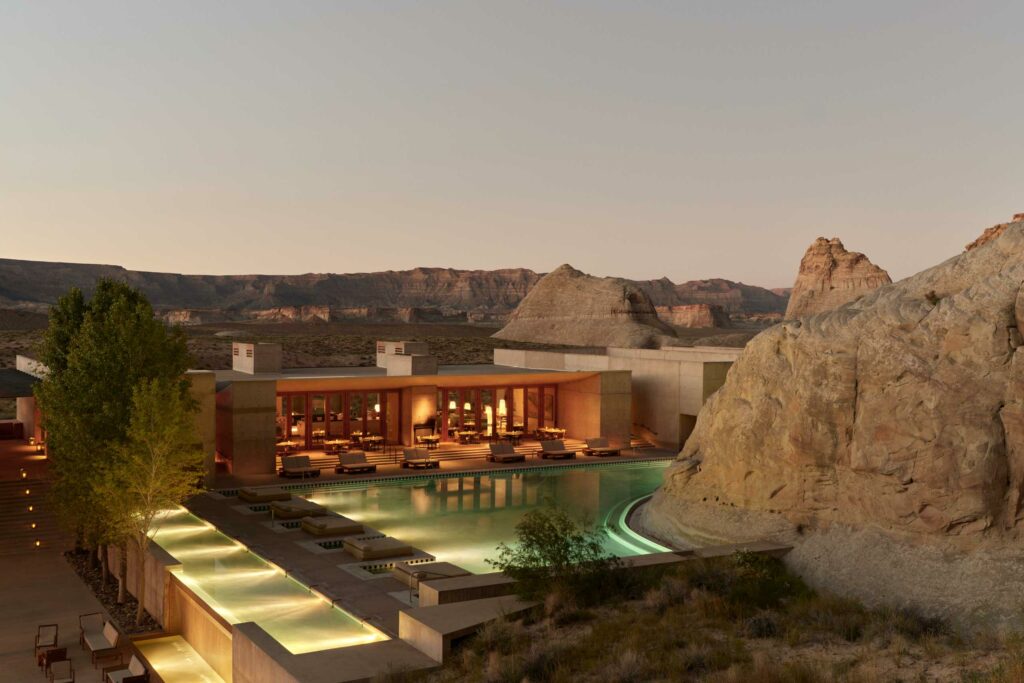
[413,551,1004,683]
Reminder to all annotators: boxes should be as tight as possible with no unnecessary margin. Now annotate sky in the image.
[1,2,1022,288]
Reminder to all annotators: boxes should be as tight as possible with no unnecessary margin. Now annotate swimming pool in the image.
[308,460,671,573]
[150,509,388,654]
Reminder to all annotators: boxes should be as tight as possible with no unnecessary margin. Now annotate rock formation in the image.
[637,278,788,315]
[965,213,1024,251]
[643,217,1024,625]
[656,304,731,328]
[784,238,891,319]
[493,264,676,348]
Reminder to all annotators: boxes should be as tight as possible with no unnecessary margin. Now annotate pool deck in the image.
[214,446,677,490]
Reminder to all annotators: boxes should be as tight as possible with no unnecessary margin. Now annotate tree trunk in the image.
[100,544,109,585]
[116,546,127,604]
[90,543,100,569]
[135,537,147,626]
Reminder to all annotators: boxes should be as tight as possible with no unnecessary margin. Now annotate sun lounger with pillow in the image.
[539,439,576,460]
[270,497,328,519]
[279,455,321,479]
[344,536,414,561]
[582,437,621,457]
[488,442,526,463]
[239,486,292,503]
[336,451,376,474]
[401,448,439,469]
[301,515,364,537]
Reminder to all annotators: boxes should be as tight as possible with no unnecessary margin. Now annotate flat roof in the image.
[0,368,40,398]
[211,363,557,384]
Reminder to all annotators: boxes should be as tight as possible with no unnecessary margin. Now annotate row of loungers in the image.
[281,439,622,477]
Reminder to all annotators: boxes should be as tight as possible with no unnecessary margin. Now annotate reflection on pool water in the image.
[135,636,225,683]
[310,460,671,573]
[150,509,388,654]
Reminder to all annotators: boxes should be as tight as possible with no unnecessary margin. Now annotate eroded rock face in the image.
[784,238,891,319]
[493,264,676,348]
[965,213,1024,251]
[650,219,1024,546]
[656,304,730,328]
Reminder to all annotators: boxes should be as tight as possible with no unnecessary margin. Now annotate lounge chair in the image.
[49,659,75,683]
[280,455,321,479]
[335,451,376,474]
[344,536,414,561]
[102,654,148,683]
[538,440,576,460]
[35,623,57,656]
[79,613,103,648]
[582,437,621,457]
[401,448,439,469]
[83,621,119,665]
[488,443,525,463]
[238,486,291,503]
[270,498,328,520]
[301,515,364,537]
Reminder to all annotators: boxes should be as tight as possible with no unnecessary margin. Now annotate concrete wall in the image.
[217,380,277,475]
[556,372,631,447]
[15,396,37,440]
[386,354,439,377]
[497,346,742,450]
[232,624,301,683]
[166,576,235,683]
[107,541,181,627]
[187,370,217,485]
[231,342,283,374]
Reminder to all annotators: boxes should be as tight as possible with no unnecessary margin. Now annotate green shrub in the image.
[486,504,621,605]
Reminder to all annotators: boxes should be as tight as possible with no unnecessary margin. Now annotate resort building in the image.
[210,341,632,475]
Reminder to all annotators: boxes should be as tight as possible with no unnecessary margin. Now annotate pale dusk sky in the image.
[1,1,1022,288]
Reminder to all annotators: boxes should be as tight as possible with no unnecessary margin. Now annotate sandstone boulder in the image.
[643,218,1024,625]
[965,213,1024,251]
[656,304,731,329]
[784,237,891,319]
[493,264,676,348]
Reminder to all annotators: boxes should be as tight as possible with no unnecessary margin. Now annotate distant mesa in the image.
[784,237,891,319]
[493,264,677,348]
[655,304,731,329]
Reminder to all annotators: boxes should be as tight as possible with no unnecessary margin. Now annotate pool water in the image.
[150,509,388,654]
[309,460,670,573]
[135,636,226,683]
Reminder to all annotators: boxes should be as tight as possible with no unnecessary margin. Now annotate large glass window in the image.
[366,392,382,435]
[512,388,525,432]
[526,387,540,434]
[386,391,400,443]
[311,395,326,446]
[543,389,555,429]
[349,393,364,436]
[290,395,306,441]
[329,394,344,437]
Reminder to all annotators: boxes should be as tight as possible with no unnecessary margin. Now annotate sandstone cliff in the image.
[643,218,1024,625]
[638,278,788,315]
[493,265,676,348]
[784,238,891,319]
[656,304,731,328]
[965,213,1024,251]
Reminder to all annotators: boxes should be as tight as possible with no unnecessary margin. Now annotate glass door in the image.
[311,395,326,448]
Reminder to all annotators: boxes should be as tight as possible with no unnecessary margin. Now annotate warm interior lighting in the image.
[24,488,30,495]
[31,523,36,529]
[20,469,27,479]
[448,400,456,410]
[27,505,33,512]
[497,399,507,416]
[35,540,41,548]
[374,403,380,413]
[464,402,471,411]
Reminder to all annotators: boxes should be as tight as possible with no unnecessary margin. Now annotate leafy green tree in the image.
[100,377,203,624]
[487,504,620,604]
[35,279,193,555]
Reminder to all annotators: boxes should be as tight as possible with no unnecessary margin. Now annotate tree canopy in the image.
[34,279,194,546]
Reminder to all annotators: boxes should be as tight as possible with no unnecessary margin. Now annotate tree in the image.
[100,378,203,624]
[35,280,192,553]
[487,504,620,604]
